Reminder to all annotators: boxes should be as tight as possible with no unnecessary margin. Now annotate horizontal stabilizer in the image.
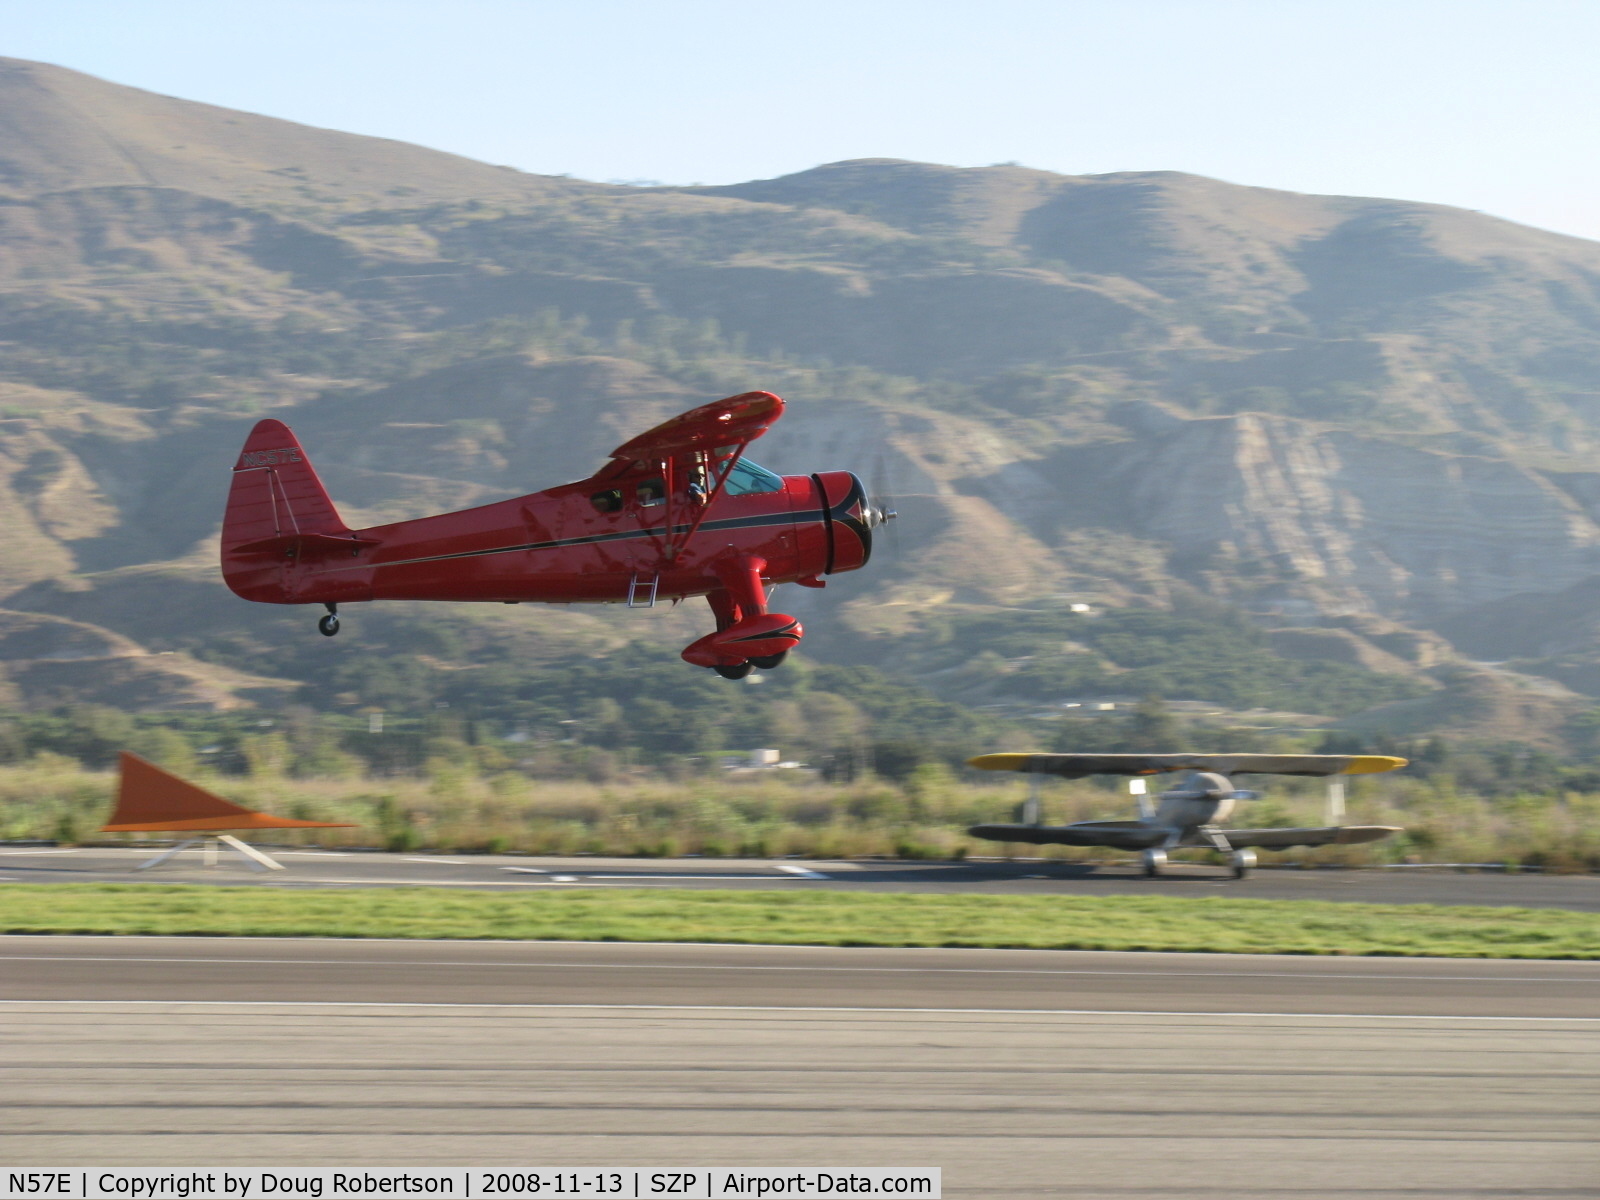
[230,531,381,558]
[967,753,1408,778]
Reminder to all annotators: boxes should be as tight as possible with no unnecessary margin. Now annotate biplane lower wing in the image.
[1216,825,1402,850]
[968,821,1165,849]
[967,821,1402,851]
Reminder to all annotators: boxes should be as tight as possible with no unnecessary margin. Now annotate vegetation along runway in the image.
[3,936,1597,1198]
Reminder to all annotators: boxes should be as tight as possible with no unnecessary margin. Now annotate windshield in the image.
[723,457,784,496]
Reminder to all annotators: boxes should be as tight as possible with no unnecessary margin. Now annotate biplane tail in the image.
[221,419,353,602]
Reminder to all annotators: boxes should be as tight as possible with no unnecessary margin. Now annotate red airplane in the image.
[220,391,892,677]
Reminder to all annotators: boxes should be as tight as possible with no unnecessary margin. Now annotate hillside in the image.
[3,58,1600,751]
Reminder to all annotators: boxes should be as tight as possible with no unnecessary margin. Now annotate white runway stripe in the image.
[0,848,81,855]
[1,998,1594,1022]
[0,952,1591,984]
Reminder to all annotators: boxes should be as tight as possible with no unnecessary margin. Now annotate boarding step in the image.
[627,573,660,608]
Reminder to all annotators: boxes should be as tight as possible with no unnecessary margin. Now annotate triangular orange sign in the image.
[103,752,356,832]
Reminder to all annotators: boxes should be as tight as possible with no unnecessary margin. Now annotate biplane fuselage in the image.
[221,391,885,674]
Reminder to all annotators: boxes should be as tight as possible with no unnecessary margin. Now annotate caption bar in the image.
[2,1172,939,1199]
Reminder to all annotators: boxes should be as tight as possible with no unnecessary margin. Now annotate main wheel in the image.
[1140,849,1167,878]
[317,613,340,637]
[1230,849,1257,880]
[749,651,788,670]
[713,662,753,679]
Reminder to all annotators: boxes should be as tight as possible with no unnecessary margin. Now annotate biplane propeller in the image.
[965,752,1407,878]
[221,391,893,676]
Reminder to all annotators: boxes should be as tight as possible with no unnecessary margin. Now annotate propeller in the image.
[868,456,900,555]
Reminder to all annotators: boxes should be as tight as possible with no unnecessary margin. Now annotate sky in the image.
[7,0,1600,241]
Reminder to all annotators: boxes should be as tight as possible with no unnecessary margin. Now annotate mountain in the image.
[3,57,1600,746]
[0,57,595,206]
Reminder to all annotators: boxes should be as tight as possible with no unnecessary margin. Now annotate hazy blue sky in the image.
[9,0,1600,241]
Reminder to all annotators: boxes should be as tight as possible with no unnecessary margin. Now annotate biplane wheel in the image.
[1140,849,1167,878]
[713,662,753,680]
[317,613,340,637]
[1230,849,1257,880]
[749,651,788,670]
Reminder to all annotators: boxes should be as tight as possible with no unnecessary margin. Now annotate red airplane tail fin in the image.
[221,419,349,601]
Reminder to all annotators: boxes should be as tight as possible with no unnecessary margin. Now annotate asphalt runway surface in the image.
[4,936,1598,1198]
[3,846,1598,909]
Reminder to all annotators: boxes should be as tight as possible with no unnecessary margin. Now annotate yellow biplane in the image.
[966,753,1406,878]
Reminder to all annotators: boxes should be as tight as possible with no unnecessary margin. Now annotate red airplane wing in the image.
[609,391,784,464]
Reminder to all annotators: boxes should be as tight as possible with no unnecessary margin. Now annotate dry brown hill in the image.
[3,60,1600,736]
[0,57,594,207]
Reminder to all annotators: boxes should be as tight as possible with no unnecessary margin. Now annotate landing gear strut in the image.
[317,603,339,637]
[682,556,803,672]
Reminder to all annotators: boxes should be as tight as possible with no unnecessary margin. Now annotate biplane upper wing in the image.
[609,391,785,464]
[967,753,1407,778]
[1211,825,1403,849]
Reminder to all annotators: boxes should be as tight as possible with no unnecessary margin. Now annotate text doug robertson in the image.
[94,1175,457,1198]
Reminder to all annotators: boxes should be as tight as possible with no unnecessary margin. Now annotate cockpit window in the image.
[637,478,666,507]
[723,458,784,496]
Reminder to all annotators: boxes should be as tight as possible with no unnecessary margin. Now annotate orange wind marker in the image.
[103,752,355,871]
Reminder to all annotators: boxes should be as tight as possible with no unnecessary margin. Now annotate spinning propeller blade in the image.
[869,456,899,555]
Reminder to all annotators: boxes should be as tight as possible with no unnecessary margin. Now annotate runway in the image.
[3,847,1598,909]
[4,937,1598,1198]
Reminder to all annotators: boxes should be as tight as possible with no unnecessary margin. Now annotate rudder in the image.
[222,419,349,601]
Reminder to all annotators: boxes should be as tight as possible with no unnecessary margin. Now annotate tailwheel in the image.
[749,651,788,670]
[714,662,753,680]
[1230,849,1257,880]
[1140,849,1167,878]
[317,605,340,637]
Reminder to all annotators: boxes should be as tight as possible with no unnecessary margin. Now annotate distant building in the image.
[721,748,807,773]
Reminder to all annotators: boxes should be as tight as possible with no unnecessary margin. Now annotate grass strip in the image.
[0,884,1597,958]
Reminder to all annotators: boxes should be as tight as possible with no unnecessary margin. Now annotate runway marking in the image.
[0,953,1592,984]
[776,864,830,879]
[488,872,819,882]
[579,874,821,881]
[2,998,1594,1022]
[401,857,469,865]
[270,852,352,858]
[0,849,81,856]
[266,877,624,887]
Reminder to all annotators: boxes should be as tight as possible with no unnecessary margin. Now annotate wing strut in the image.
[664,440,749,560]
[1326,779,1346,825]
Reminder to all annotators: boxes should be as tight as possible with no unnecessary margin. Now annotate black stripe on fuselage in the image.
[307,508,823,576]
